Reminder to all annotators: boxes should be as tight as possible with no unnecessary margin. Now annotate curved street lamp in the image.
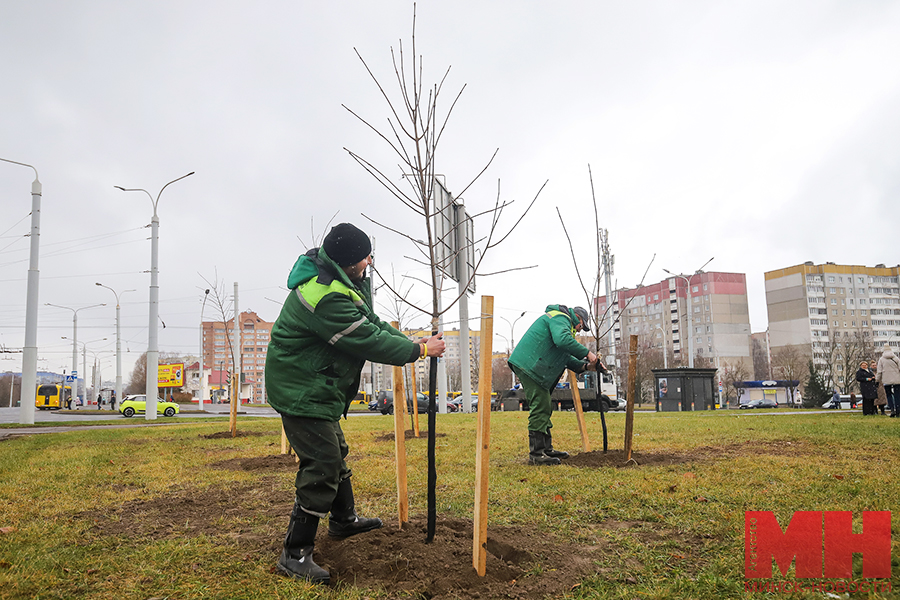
[95,283,136,408]
[499,311,526,386]
[0,157,40,424]
[46,303,105,408]
[62,336,107,406]
[663,257,714,368]
[115,172,194,420]
[199,288,210,412]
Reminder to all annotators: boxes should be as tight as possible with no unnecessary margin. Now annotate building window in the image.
[831,299,837,305]
[829,276,835,283]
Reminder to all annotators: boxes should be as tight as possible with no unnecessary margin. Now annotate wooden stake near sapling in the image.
[391,321,410,527]
[409,361,420,437]
[624,334,638,461]
[472,295,493,576]
[567,369,591,452]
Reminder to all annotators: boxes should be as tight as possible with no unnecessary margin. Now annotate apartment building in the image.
[765,262,900,381]
[594,271,752,369]
[201,310,272,403]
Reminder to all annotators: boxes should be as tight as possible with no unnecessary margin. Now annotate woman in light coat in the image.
[876,344,900,418]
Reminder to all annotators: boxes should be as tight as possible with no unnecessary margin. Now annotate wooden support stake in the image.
[230,373,238,437]
[409,361,420,437]
[281,425,288,455]
[568,370,591,452]
[624,334,638,461]
[391,322,409,527]
[473,295,494,576]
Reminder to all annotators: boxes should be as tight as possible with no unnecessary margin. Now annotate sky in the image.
[1,1,899,382]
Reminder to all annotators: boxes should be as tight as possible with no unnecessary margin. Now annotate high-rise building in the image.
[595,271,751,369]
[765,262,900,385]
[201,310,272,403]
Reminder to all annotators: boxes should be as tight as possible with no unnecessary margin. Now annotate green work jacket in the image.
[508,304,589,391]
[265,247,420,421]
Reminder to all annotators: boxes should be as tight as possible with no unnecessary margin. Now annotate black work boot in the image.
[528,430,560,466]
[542,431,569,459]
[328,477,383,538]
[276,500,330,584]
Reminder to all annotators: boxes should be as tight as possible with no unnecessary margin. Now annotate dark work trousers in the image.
[511,367,554,434]
[281,415,351,517]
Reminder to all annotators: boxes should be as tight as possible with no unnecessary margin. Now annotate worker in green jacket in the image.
[508,305,602,465]
[265,223,445,584]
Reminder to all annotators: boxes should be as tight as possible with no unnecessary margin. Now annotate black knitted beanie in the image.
[322,223,372,267]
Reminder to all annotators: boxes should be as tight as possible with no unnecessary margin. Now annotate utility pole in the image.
[233,282,240,403]
[600,228,617,382]
[369,236,377,399]
[455,204,473,413]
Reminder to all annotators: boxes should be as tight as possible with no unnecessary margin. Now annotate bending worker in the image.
[508,305,602,465]
[265,222,445,584]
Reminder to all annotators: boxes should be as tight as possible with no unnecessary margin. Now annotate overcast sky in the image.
[2,1,899,380]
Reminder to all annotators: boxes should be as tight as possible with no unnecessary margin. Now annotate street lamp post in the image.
[499,311,526,387]
[663,258,713,369]
[1,158,41,424]
[47,304,105,408]
[115,172,194,420]
[199,288,210,412]
[495,333,515,388]
[95,283,135,409]
[62,337,106,407]
[654,323,668,369]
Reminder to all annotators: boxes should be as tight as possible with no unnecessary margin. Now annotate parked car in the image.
[739,399,779,410]
[376,391,430,415]
[471,393,500,412]
[119,394,180,417]
[608,398,627,411]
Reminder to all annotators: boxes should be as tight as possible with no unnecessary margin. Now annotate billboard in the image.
[158,363,184,388]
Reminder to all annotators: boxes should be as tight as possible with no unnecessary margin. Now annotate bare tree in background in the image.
[771,344,807,404]
[751,336,770,380]
[825,329,876,394]
[720,359,749,407]
[199,271,240,436]
[557,164,655,450]
[344,5,542,542]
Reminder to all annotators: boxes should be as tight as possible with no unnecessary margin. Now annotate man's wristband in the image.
[420,343,427,359]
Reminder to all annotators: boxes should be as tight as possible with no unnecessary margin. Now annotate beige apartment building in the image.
[201,310,272,403]
[595,271,752,369]
[765,262,900,385]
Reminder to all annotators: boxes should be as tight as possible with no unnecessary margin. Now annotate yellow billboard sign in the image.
[158,363,184,388]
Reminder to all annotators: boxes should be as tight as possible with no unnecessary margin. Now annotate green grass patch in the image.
[0,410,897,599]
